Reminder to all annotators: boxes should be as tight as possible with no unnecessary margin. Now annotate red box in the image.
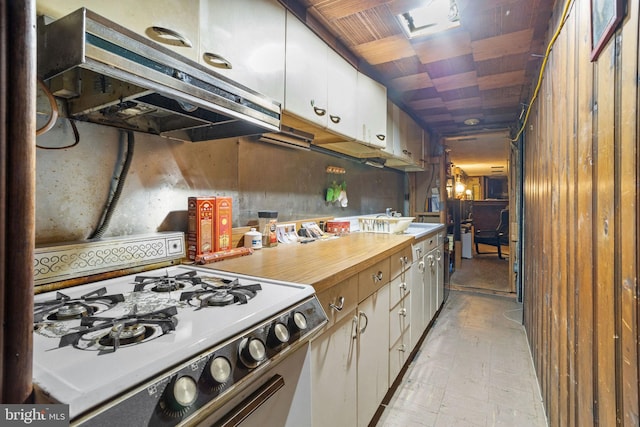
[326,221,350,234]
[187,197,215,260]
[214,197,233,252]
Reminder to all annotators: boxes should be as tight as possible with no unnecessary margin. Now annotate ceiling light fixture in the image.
[398,0,460,39]
[463,118,480,126]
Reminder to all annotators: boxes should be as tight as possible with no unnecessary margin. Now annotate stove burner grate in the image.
[58,305,178,352]
[33,287,125,323]
[133,270,203,292]
[180,277,262,307]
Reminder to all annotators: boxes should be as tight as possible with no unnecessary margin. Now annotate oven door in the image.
[185,343,312,427]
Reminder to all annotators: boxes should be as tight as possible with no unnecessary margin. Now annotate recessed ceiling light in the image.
[464,118,480,126]
[398,0,460,39]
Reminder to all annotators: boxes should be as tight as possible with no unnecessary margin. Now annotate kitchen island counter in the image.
[196,232,414,293]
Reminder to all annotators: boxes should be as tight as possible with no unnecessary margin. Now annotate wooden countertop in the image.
[196,232,415,293]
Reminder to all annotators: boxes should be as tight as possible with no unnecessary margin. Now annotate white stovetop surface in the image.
[32,265,314,419]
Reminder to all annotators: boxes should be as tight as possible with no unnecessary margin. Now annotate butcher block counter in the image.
[196,232,414,293]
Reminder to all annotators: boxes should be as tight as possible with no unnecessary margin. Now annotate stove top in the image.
[32,265,325,423]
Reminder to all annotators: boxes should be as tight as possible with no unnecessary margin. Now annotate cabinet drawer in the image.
[389,332,409,383]
[316,275,358,331]
[358,257,390,302]
[389,245,412,281]
[389,299,409,347]
[388,275,409,309]
[424,234,439,252]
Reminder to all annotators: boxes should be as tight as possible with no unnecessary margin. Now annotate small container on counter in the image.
[244,228,262,250]
[258,211,278,247]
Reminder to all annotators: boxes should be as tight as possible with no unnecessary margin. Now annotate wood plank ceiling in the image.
[284,0,555,139]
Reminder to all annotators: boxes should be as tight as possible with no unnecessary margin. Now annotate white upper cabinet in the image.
[37,0,200,61]
[199,0,286,103]
[356,72,387,148]
[326,48,358,139]
[285,12,358,140]
[384,101,425,171]
[285,12,329,128]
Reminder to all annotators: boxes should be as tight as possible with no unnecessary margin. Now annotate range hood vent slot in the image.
[37,8,281,142]
[258,126,314,151]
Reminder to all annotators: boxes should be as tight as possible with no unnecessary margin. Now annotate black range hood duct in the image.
[37,8,281,142]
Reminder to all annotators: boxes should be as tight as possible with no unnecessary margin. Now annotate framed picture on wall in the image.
[590,0,625,61]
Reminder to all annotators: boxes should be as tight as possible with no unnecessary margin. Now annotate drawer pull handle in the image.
[372,271,383,282]
[329,296,345,312]
[329,114,341,123]
[376,134,386,141]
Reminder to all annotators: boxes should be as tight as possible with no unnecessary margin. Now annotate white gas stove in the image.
[32,234,327,426]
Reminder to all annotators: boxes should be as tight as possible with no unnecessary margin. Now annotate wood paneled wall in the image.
[522,1,639,426]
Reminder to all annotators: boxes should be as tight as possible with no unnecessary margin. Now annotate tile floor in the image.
[376,290,548,427]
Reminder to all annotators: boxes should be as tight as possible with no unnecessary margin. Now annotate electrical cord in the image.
[36,118,80,150]
[87,130,135,240]
[35,78,58,136]
[511,0,575,142]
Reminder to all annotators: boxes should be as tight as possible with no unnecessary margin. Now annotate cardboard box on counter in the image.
[187,197,215,261]
[214,197,232,252]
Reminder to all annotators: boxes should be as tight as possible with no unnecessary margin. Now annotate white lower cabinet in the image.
[311,256,391,427]
[310,308,358,427]
[357,283,390,427]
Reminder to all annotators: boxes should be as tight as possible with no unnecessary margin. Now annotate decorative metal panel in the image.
[34,232,185,286]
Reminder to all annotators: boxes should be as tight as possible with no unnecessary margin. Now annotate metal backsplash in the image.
[33,232,185,286]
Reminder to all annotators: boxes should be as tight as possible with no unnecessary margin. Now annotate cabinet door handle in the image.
[148,26,193,47]
[398,344,406,353]
[358,311,369,335]
[418,261,425,272]
[202,52,233,69]
[310,100,326,116]
[399,282,407,291]
[372,271,384,283]
[329,114,341,123]
[376,134,386,141]
[329,296,345,312]
[352,315,359,340]
[436,249,442,261]
[398,308,407,317]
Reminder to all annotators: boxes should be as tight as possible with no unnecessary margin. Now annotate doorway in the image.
[443,132,515,295]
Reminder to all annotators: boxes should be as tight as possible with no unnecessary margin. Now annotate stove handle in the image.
[216,374,285,427]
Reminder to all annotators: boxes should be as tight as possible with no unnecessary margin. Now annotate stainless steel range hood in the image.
[37,8,281,142]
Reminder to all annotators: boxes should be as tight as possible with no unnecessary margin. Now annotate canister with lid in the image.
[244,228,262,249]
[258,211,278,247]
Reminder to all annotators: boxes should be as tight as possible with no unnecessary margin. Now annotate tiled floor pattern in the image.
[377,290,547,427]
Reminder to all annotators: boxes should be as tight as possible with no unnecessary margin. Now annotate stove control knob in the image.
[291,311,308,331]
[167,375,198,411]
[268,322,290,347]
[238,337,267,368]
[209,356,232,384]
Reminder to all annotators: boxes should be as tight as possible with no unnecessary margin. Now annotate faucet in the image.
[378,208,397,217]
